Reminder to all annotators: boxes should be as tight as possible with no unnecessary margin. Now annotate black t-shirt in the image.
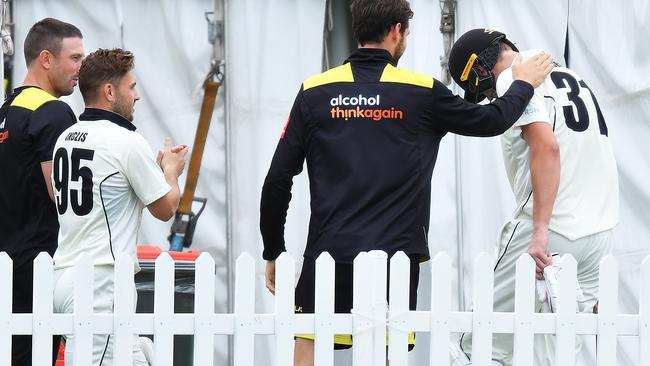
[260,48,534,263]
[0,86,76,266]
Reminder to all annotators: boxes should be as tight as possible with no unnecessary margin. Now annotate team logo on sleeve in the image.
[329,94,404,122]
[523,105,541,116]
[0,119,7,143]
[280,116,290,139]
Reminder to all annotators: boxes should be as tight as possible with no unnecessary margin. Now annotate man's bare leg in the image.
[294,338,392,365]
[295,338,315,366]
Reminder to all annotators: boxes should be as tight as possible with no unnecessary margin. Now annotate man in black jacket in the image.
[260,1,552,364]
[0,18,83,366]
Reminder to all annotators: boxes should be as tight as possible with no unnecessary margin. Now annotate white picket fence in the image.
[0,250,648,366]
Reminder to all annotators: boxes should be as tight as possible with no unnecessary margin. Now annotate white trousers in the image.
[460,219,613,366]
[53,265,149,366]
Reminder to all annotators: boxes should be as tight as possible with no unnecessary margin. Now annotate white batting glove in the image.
[536,279,548,303]
[543,253,585,313]
[449,342,471,366]
[543,258,561,312]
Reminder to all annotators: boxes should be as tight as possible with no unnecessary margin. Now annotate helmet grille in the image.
[478,36,503,70]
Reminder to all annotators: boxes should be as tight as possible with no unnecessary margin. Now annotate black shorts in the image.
[12,258,61,366]
[294,255,420,350]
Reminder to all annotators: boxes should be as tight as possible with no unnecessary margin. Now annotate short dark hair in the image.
[24,18,82,65]
[497,41,513,63]
[79,48,135,104]
[350,0,413,46]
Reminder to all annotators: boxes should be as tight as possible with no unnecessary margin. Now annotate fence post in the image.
[353,252,372,366]
[640,256,650,365]
[470,253,495,366]
[597,255,618,366]
[32,252,54,366]
[0,253,13,366]
[153,253,175,366]
[194,253,216,366]
[314,252,335,366]
[113,254,135,365]
[2,249,646,365]
[72,254,94,365]
[275,252,295,366]
[513,254,535,365]
[429,252,451,366]
[369,251,388,365]
[388,251,410,365]
[233,253,254,366]
[554,254,577,365]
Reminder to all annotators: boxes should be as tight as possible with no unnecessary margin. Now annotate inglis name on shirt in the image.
[64,131,88,142]
[329,94,403,122]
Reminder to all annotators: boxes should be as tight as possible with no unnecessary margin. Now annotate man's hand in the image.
[512,52,554,88]
[157,142,187,166]
[265,260,276,295]
[158,137,188,177]
[147,138,188,221]
[528,230,552,280]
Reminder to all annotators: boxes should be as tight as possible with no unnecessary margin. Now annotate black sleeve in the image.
[431,80,534,137]
[28,100,76,161]
[260,89,307,260]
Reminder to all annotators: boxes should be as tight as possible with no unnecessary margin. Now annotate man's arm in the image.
[41,161,54,201]
[522,122,559,279]
[260,90,306,262]
[33,102,77,202]
[147,139,188,221]
[147,171,181,221]
[265,260,276,295]
[433,53,553,136]
[260,90,308,296]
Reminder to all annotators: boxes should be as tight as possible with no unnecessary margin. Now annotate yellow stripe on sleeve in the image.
[11,87,57,111]
[379,64,434,89]
[303,63,354,91]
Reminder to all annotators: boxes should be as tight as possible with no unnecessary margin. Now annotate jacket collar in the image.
[344,48,396,66]
[79,108,136,131]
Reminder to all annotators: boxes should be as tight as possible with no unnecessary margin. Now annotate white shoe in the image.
[139,336,155,366]
[449,342,471,366]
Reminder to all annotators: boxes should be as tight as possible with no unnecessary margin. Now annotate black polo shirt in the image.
[260,48,534,263]
[0,86,76,266]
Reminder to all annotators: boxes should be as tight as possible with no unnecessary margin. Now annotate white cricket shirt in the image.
[52,108,171,270]
[496,50,619,240]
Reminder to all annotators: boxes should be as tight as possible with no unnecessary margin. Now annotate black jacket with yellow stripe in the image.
[261,48,533,263]
[0,86,76,265]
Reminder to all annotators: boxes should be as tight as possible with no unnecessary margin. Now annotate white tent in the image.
[12,0,650,365]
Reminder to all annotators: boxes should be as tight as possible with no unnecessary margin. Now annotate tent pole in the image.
[0,0,10,101]
[210,0,234,364]
[439,0,465,311]
[453,135,465,311]
[205,0,229,362]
